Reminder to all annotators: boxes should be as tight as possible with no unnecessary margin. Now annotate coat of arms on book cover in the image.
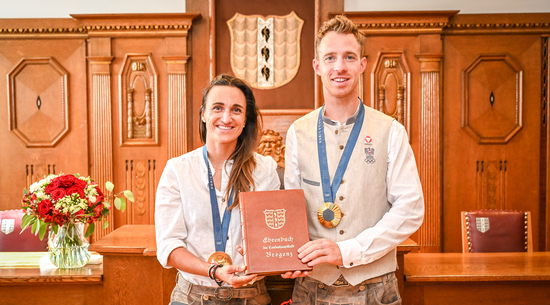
[264,209,286,229]
[227,11,304,89]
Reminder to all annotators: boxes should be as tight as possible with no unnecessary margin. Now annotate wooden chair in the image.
[461,209,532,253]
[0,209,48,252]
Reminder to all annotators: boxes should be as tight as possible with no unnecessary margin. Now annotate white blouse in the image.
[155,147,280,286]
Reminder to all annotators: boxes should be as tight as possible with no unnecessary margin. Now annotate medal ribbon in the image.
[317,100,365,205]
[202,145,232,252]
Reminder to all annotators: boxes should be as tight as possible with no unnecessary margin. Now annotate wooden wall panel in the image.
[443,30,545,252]
[0,36,88,212]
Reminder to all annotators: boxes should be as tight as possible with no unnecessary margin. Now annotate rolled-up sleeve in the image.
[155,161,188,268]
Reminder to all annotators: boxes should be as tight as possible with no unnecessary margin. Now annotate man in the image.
[283,15,424,304]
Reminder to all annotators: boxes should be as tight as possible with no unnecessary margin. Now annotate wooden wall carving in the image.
[475,159,508,210]
[462,54,523,144]
[8,57,69,147]
[119,53,159,146]
[125,159,156,225]
[164,55,190,159]
[371,51,411,134]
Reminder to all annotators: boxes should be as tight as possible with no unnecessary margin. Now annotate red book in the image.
[239,189,312,275]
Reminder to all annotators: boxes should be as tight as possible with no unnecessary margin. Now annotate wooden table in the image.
[403,252,550,305]
[89,224,177,305]
[0,252,103,305]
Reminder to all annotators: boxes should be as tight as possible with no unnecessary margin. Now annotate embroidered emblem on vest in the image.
[364,136,373,145]
[365,147,376,164]
[476,217,490,233]
[264,209,286,229]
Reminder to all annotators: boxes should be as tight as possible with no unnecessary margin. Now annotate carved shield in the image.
[476,217,490,233]
[264,209,286,229]
[227,12,304,89]
[1,218,15,235]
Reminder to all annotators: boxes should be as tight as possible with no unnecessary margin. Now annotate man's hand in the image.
[280,238,343,279]
[298,238,343,266]
[216,265,257,288]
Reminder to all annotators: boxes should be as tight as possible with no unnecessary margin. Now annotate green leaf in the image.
[102,220,109,229]
[124,190,135,202]
[38,221,48,241]
[105,181,115,192]
[21,214,34,231]
[52,224,59,235]
[85,223,95,237]
[114,197,122,210]
[23,188,29,195]
[120,197,127,213]
[74,173,80,177]
[31,220,38,235]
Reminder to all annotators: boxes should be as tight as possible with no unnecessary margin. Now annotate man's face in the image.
[313,32,366,101]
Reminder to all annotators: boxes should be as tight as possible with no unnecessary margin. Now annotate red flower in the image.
[43,215,53,223]
[56,174,76,188]
[66,185,85,199]
[93,203,104,217]
[92,183,104,203]
[37,199,53,216]
[44,179,60,194]
[53,214,66,226]
[74,179,87,189]
[74,209,85,218]
[50,188,67,201]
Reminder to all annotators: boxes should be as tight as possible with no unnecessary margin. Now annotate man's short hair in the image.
[315,15,364,59]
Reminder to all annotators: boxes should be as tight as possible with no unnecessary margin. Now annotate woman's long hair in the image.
[199,74,262,209]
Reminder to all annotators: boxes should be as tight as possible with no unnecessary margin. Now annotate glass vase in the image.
[48,222,91,269]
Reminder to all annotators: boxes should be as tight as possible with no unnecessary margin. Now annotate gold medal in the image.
[317,202,342,228]
[208,252,233,266]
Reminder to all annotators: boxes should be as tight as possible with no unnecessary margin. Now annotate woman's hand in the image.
[215,265,257,288]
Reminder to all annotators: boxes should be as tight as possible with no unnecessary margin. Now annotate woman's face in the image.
[202,86,247,148]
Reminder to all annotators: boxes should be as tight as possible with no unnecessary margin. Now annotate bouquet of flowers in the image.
[21,173,134,240]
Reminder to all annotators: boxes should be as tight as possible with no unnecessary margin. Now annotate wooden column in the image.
[416,53,443,252]
[163,56,190,159]
[87,54,115,241]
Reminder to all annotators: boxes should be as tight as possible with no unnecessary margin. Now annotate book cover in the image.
[239,189,312,275]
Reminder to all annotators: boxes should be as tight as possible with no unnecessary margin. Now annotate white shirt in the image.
[155,147,280,286]
[285,109,424,269]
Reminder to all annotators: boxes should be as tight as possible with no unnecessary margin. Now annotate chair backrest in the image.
[461,209,533,253]
[0,209,48,252]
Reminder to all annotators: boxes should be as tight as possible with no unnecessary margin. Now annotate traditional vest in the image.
[293,105,396,285]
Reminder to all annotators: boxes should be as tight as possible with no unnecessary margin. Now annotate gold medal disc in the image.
[208,252,232,266]
[317,202,342,228]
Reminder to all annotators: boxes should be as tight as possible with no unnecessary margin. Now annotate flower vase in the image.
[47,222,91,269]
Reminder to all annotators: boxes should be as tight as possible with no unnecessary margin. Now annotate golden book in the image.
[239,189,312,275]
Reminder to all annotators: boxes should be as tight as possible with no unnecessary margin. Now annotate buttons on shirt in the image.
[222,198,225,202]
[339,145,344,150]
[335,130,339,134]
[339,230,344,235]
[350,262,354,266]
[339,196,344,201]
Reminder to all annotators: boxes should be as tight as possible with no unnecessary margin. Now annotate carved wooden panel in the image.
[371,51,411,134]
[476,160,508,210]
[462,54,523,144]
[8,57,69,147]
[125,159,157,225]
[119,53,159,146]
[25,164,56,190]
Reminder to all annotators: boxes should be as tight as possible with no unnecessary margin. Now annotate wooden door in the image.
[443,34,542,252]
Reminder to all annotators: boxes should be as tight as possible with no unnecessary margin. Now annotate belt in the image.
[325,273,392,287]
[177,273,261,301]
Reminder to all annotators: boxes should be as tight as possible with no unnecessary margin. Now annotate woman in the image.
[155,74,280,305]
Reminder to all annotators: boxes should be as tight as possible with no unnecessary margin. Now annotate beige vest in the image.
[294,105,396,285]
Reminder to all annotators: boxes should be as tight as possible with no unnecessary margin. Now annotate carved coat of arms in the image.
[227,12,304,89]
[264,209,286,229]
